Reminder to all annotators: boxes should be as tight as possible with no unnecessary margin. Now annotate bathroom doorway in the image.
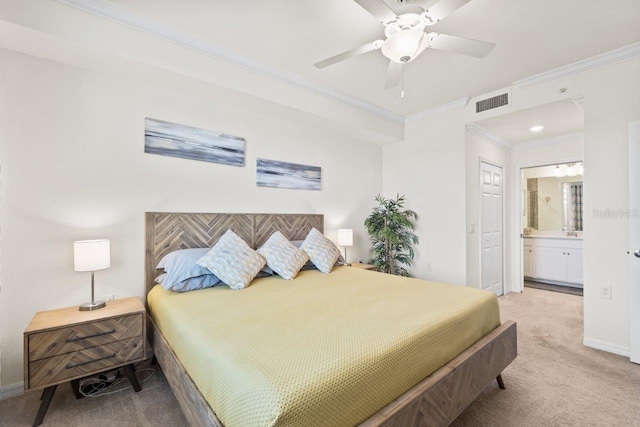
[520,163,584,296]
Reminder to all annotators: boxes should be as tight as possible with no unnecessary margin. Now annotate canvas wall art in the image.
[144,118,245,166]
[256,158,321,190]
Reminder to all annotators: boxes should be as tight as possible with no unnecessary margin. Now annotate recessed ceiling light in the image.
[530,125,544,133]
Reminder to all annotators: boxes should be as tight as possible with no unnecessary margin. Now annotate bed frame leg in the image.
[496,374,506,389]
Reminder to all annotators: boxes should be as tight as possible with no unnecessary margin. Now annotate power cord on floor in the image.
[78,366,156,398]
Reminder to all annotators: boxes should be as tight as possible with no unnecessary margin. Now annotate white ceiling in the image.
[100,0,640,116]
[475,98,584,143]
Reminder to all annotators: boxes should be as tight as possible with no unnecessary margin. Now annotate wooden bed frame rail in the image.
[144,212,518,427]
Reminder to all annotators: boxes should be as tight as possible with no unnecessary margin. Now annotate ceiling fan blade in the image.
[428,33,495,58]
[314,40,383,69]
[385,61,402,89]
[425,0,471,22]
[354,0,398,24]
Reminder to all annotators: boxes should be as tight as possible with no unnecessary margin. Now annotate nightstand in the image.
[350,262,378,271]
[24,297,146,426]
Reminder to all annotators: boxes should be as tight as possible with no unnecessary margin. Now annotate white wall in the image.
[0,49,382,387]
[383,111,467,285]
[386,58,639,358]
[465,131,511,292]
[581,61,640,355]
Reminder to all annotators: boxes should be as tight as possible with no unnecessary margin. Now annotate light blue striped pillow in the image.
[196,230,266,290]
[257,231,308,280]
[300,228,341,273]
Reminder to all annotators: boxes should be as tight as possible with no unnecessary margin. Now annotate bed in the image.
[144,212,517,426]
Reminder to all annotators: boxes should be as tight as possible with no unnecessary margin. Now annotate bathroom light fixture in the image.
[530,125,544,133]
[577,163,584,175]
[554,165,562,177]
[566,163,577,177]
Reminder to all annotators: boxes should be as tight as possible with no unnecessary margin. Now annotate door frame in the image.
[513,156,583,293]
[629,121,639,364]
[479,159,506,296]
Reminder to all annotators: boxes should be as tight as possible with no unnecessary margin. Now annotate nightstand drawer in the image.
[28,314,143,361]
[28,336,144,389]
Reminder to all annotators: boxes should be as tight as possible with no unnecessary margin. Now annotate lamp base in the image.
[79,300,106,311]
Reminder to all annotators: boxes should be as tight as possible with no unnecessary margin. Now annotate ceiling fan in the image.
[314,0,495,95]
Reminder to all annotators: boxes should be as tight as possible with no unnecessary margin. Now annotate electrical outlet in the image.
[599,286,612,299]
[101,294,115,302]
[426,263,432,272]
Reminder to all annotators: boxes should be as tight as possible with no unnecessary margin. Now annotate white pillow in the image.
[300,228,341,273]
[196,230,266,290]
[257,231,308,280]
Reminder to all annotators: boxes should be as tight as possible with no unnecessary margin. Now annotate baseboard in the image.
[583,338,630,357]
[0,382,24,400]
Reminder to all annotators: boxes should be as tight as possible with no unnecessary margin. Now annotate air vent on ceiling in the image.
[476,93,509,113]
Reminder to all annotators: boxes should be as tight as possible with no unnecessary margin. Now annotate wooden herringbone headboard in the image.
[144,212,323,295]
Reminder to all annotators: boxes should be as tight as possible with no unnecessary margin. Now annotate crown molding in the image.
[55,0,405,124]
[511,133,584,151]
[514,42,640,89]
[405,97,470,123]
[466,123,514,150]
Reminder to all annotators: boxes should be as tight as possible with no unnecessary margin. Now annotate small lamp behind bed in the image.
[74,239,111,311]
[337,229,353,266]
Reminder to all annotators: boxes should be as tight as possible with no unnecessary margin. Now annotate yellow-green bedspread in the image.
[148,266,500,427]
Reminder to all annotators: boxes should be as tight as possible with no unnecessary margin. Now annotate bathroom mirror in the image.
[524,176,583,231]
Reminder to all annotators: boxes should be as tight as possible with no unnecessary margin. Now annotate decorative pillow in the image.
[155,273,222,293]
[288,240,344,271]
[300,228,341,273]
[156,248,213,288]
[257,231,309,280]
[196,230,266,290]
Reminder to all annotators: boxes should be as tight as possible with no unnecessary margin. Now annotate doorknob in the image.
[635,249,640,258]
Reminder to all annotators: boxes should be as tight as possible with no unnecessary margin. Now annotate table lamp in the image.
[337,229,353,266]
[74,239,111,311]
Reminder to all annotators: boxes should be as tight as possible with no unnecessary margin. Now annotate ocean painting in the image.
[144,118,245,166]
[256,159,321,190]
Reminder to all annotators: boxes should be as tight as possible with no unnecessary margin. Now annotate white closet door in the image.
[480,162,504,296]
[630,121,640,364]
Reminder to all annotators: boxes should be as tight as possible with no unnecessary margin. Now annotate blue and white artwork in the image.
[144,118,245,166]
[256,158,321,191]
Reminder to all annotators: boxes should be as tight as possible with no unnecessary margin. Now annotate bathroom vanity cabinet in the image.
[523,237,583,287]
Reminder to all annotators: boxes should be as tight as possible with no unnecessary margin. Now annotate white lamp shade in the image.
[337,229,353,247]
[74,239,111,272]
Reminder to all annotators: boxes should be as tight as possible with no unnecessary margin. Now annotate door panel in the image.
[480,162,503,296]
[536,247,567,282]
[523,246,533,277]
[630,121,640,364]
[566,248,583,284]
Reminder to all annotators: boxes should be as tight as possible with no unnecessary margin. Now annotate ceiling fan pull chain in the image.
[401,64,405,98]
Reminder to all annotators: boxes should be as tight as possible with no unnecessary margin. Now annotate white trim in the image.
[55,0,405,124]
[405,97,470,123]
[466,123,514,150]
[571,96,584,115]
[0,382,24,400]
[512,133,584,151]
[583,338,630,358]
[514,42,640,89]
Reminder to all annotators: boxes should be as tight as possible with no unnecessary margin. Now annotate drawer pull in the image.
[66,329,116,343]
[66,353,116,369]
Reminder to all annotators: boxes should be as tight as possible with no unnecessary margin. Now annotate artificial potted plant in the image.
[364,194,418,276]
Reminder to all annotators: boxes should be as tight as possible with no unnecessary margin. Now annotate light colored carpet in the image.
[453,287,640,427]
[2,287,639,426]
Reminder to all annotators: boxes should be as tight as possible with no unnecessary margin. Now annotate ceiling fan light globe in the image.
[381,28,429,64]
